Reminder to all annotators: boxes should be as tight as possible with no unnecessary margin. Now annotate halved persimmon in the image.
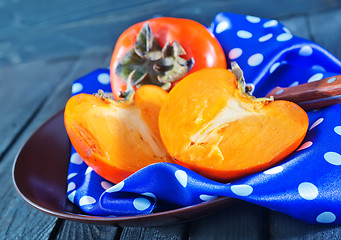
[159,68,309,182]
[64,85,173,183]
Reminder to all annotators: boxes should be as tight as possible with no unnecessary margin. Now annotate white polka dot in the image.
[106,181,125,193]
[312,65,325,72]
[175,170,188,187]
[101,181,113,190]
[97,73,110,85]
[70,153,83,165]
[308,73,323,82]
[68,190,76,203]
[248,53,264,67]
[133,197,151,211]
[298,182,319,200]
[67,182,76,192]
[231,184,253,196]
[67,172,78,180]
[259,33,273,42]
[142,192,156,199]
[316,212,336,223]
[335,126,341,135]
[216,21,231,33]
[199,194,218,201]
[72,83,83,94]
[263,166,284,175]
[299,46,313,56]
[296,141,313,151]
[324,152,341,165]
[276,33,293,41]
[246,15,261,23]
[270,62,281,73]
[237,30,252,39]
[85,166,93,175]
[327,77,337,83]
[275,89,284,95]
[289,81,299,87]
[263,20,278,28]
[283,27,291,33]
[79,196,96,206]
[228,48,243,60]
[309,118,324,130]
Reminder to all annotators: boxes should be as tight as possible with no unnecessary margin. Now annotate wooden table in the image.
[1,1,341,239]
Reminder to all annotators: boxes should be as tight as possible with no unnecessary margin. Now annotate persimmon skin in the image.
[159,68,309,182]
[110,17,227,99]
[64,85,173,184]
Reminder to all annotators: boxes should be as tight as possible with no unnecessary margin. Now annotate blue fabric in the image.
[66,13,341,224]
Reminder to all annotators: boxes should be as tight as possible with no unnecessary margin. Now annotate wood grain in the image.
[0,52,111,240]
[309,8,341,60]
[0,0,340,66]
[270,211,341,240]
[120,223,190,240]
[55,221,119,240]
[189,202,269,240]
[0,58,76,158]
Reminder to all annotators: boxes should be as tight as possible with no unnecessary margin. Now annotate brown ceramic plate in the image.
[12,110,234,227]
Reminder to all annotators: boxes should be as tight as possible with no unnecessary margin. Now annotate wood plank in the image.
[270,211,341,240]
[120,223,190,240]
[24,54,112,132]
[0,184,57,239]
[0,51,112,239]
[55,221,119,240]
[308,8,341,59]
[0,1,340,66]
[0,57,76,159]
[189,201,269,240]
[1,0,337,33]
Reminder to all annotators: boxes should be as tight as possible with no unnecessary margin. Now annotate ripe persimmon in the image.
[159,68,309,182]
[64,85,173,184]
[110,17,227,100]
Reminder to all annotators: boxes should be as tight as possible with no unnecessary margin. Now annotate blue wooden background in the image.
[1,1,341,239]
[0,0,341,66]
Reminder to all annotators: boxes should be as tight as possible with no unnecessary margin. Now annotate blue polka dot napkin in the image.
[66,13,341,225]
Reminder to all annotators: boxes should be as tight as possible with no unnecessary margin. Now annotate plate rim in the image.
[12,110,234,226]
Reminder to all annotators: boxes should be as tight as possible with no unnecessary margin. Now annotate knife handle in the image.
[265,75,341,110]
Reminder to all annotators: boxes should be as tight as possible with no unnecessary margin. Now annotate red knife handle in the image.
[265,75,341,110]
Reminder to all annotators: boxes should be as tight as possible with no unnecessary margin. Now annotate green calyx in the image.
[117,70,136,103]
[116,22,194,91]
[94,89,114,101]
[231,61,273,102]
[95,71,136,104]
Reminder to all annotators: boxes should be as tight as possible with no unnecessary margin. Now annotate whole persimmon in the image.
[110,17,227,100]
[64,85,173,184]
[159,67,309,182]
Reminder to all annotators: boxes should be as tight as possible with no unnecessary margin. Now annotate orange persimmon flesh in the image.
[64,85,173,184]
[159,68,309,182]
